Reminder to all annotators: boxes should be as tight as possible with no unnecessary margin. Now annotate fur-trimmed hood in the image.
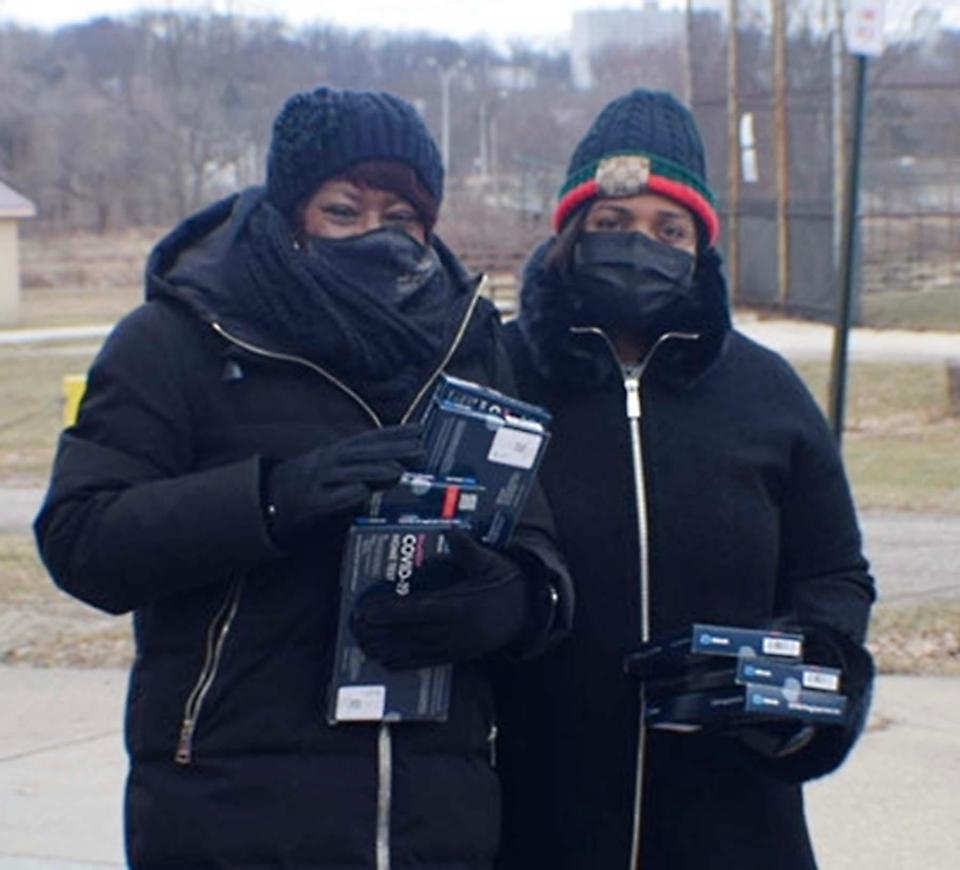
[515,237,733,389]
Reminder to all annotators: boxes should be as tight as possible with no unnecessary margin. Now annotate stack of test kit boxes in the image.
[328,375,551,725]
[630,623,847,732]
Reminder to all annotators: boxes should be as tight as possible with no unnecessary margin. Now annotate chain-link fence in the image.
[689,0,960,323]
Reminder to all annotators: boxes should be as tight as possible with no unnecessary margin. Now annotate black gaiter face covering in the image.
[304,226,442,303]
[570,231,696,333]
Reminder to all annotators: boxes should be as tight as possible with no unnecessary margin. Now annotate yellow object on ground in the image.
[62,374,87,427]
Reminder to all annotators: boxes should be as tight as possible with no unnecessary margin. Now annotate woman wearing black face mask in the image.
[33,86,571,869]
[494,89,875,870]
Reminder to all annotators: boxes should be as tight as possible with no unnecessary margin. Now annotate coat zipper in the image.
[623,365,650,870]
[571,327,699,870]
[210,275,486,868]
[376,723,392,870]
[174,577,244,764]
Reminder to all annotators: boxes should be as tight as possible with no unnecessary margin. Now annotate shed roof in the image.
[0,181,36,219]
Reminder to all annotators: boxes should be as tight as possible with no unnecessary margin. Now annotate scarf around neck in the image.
[227,196,467,393]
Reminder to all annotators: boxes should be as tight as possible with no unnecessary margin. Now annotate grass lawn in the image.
[869,598,960,676]
[792,360,959,514]
[0,345,97,483]
[862,286,960,332]
[2,344,958,513]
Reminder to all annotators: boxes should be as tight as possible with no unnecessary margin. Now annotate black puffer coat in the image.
[495,244,875,870]
[34,194,571,869]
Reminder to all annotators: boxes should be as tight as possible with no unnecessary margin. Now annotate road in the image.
[2,486,957,602]
[735,317,959,364]
[0,317,958,362]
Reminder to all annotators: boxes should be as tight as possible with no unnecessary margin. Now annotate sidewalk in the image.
[733,316,959,364]
[0,318,957,364]
[1,666,957,868]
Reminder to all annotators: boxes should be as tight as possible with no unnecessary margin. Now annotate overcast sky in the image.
[0,1,955,45]
[0,0,693,44]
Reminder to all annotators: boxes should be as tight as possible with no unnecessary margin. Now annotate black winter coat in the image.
[494,245,875,870]
[34,195,571,869]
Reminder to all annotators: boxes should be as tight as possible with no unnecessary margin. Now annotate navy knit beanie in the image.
[555,89,720,246]
[266,87,443,221]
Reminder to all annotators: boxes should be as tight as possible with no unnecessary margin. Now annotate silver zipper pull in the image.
[175,718,196,765]
[488,724,499,768]
[624,370,641,420]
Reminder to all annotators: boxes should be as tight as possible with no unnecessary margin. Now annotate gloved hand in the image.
[734,720,818,758]
[733,621,874,769]
[351,530,528,670]
[263,424,425,548]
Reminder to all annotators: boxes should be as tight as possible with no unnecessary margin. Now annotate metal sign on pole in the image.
[827,0,886,445]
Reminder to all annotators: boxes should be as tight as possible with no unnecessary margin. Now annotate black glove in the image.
[263,424,425,548]
[734,622,875,775]
[351,530,528,670]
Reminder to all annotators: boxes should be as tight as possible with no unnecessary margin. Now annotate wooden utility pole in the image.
[726,0,741,301]
[832,0,847,266]
[772,0,791,306]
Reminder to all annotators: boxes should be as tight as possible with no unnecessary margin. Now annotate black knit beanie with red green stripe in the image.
[554,89,720,247]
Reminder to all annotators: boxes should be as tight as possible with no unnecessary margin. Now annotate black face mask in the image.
[304,227,441,303]
[569,231,696,332]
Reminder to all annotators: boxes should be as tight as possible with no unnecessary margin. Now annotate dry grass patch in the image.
[0,345,97,482]
[869,599,960,675]
[0,532,133,668]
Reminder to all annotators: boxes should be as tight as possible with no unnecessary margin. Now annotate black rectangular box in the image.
[735,657,842,693]
[645,683,848,731]
[420,400,549,548]
[629,623,804,678]
[423,373,552,428]
[369,472,484,524]
[327,521,464,724]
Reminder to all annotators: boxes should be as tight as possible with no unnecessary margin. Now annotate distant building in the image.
[0,181,36,326]
[571,2,686,89]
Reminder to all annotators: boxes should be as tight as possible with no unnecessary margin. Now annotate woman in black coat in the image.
[34,86,570,869]
[494,89,875,870]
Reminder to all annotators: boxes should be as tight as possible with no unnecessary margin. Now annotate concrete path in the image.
[1,318,957,363]
[0,325,110,346]
[735,317,959,364]
[5,488,959,602]
[1,667,957,868]
[806,675,960,870]
[0,489,45,533]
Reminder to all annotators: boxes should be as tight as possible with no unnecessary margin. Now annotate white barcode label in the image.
[487,427,543,470]
[458,492,479,511]
[803,670,841,692]
[335,685,386,721]
[762,637,802,657]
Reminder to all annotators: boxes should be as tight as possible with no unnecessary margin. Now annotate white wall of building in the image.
[571,4,686,89]
[0,221,22,325]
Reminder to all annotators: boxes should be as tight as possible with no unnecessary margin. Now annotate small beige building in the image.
[0,180,37,326]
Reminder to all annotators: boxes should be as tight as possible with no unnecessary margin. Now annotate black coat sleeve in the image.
[744,372,876,783]
[34,303,280,615]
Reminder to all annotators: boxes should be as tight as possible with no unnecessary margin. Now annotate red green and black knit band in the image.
[554,150,721,246]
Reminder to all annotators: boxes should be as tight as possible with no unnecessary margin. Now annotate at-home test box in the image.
[633,623,848,732]
[328,520,463,724]
[419,374,551,547]
[369,472,484,524]
[628,623,805,678]
[328,375,552,724]
[645,683,848,731]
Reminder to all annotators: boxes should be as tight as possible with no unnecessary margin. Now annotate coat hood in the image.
[515,237,732,389]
